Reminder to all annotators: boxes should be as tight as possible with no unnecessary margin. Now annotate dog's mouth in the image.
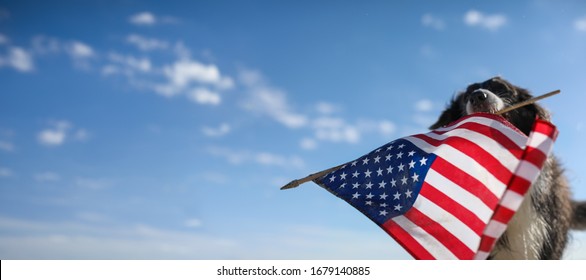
[465,89,505,115]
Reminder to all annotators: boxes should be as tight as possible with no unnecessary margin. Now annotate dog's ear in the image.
[429,95,464,129]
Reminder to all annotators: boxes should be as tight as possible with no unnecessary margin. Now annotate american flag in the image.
[313,113,557,260]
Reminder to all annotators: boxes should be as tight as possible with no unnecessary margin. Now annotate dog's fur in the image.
[430,77,586,259]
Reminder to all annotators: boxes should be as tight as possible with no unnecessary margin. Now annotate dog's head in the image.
[430,77,550,135]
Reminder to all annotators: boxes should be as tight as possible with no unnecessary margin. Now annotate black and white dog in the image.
[430,77,586,259]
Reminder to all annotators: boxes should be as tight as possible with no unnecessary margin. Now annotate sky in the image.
[1,0,586,259]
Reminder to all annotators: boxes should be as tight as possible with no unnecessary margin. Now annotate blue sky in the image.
[1,0,586,259]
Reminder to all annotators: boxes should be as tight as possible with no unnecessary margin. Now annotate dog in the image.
[429,77,586,259]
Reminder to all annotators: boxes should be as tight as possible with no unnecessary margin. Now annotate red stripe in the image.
[404,208,476,259]
[532,120,558,140]
[382,220,436,260]
[433,121,525,155]
[477,235,497,254]
[436,113,525,137]
[507,175,532,195]
[431,158,499,208]
[415,134,514,185]
[490,206,516,224]
[420,182,485,236]
[523,146,547,169]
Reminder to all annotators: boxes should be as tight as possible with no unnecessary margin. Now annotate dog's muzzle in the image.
[465,89,505,114]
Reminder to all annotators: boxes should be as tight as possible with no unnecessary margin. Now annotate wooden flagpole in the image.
[281,89,560,190]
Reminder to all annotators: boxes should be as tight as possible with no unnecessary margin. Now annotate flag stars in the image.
[352,171,359,178]
[352,192,361,199]
[380,193,388,200]
[420,157,428,166]
[379,210,388,216]
[374,155,381,163]
[381,202,388,207]
[362,158,370,165]
[397,152,404,159]
[393,192,401,200]
[352,182,360,189]
[411,173,419,182]
[401,176,408,185]
[387,145,394,151]
[364,169,372,178]
[339,183,347,189]
[394,204,403,211]
[385,154,392,161]
[405,189,413,198]
[340,172,347,180]
[329,175,336,182]
[398,144,405,149]
[365,182,373,189]
[408,160,416,169]
[408,150,416,157]
[386,165,394,174]
[398,163,405,171]
[351,161,358,166]
[390,178,397,187]
[366,201,373,206]
[378,181,387,188]
[376,168,383,176]
[366,193,374,199]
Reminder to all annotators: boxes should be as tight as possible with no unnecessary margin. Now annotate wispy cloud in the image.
[129,12,156,26]
[187,87,221,105]
[156,59,234,97]
[207,146,305,169]
[414,99,434,112]
[0,47,34,72]
[575,16,586,32]
[239,69,308,129]
[184,218,203,228]
[126,34,169,51]
[202,123,231,137]
[37,120,88,147]
[33,172,61,183]
[0,33,8,45]
[464,10,507,31]
[421,13,445,31]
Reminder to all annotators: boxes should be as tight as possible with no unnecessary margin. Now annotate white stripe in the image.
[482,220,507,238]
[499,190,524,210]
[474,251,490,260]
[433,116,527,148]
[392,215,458,260]
[424,129,521,172]
[414,195,481,252]
[425,169,494,222]
[527,131,554,155]
[406,136,507,197]
[514,160,541,183]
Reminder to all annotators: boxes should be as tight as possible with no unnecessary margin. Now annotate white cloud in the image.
[67,41,94,58]
[0,140,14,152]
[184,219,203,228]
[202,123,231,137]
[414,99,434,112]
[34,172,61,183]
[107,52,151,73]
[315,102,339,115]
[129,12,156,26]
[300,138,318,150]
[575,16,586,32]
[0,33,8,45]
[37,120,88,147]
[464,10,507,31]
[126,34,169,51]
[422,13,445,30]
[0,167,13,178]
[154,59,234,97]
[187,88,221,105]
[31,35,61,54]
[240,69,308,129]
[0,47,34,72]
[207,147,305,169]
[312,117,360,144]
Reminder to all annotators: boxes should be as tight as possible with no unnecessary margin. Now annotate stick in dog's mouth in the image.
[495,90,560,115]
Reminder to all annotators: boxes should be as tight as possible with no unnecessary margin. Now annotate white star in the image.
[393,192,401,200]
[408,160,416,169]
[408,150,415,157]
[375,148,382,153]
[397,152,404,159]
[380,192,388,200]
[405,189,413,198]
[362,157,370,165]
[352,182,360,189]
[365,182,373,189]
[385,154,392,161]
[329,175,336,182]
[387,145,394,150]
[379,210,388,216]
[398,163,405,171]
[420,157,428,166]
[340,172,347,180]
[386,165,394,174]
[378,181,387,188]
[376,168,383,176]
[398,143,405,149]
[366,193,374,199]
[401,176,408,185]
[339,183,347,189]
[380,202,388,207]
[351,161,358,166]
[374,155,381,163]
[394,204,403,211]
[364,169,372,177]
[366,201,373,205]
[352,192,361,199]
[411,173,419,182]
[390,178,397,187]
[352,171,359,178]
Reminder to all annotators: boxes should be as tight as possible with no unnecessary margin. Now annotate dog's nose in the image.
[470,89,488,105]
